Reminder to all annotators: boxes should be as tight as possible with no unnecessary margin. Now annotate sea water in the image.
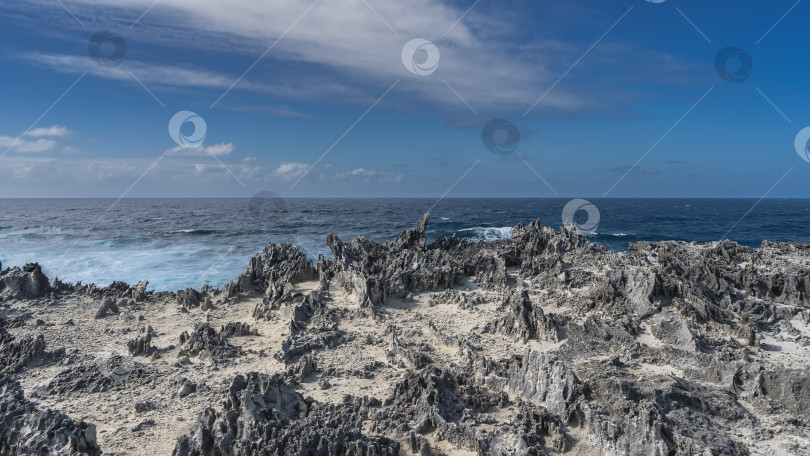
[1,198,808,291]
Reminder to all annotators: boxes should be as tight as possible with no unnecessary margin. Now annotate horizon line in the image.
[0,196,810,200]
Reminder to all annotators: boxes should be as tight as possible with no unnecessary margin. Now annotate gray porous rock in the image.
[173,372,400,456]
[134,401,159,413]
[178,323,241,362]
[176,288,202,310]
[35,353,151,396]
[252,287,321,321]
[314,214,809,454]
[94,298,119,319]
[375,366,564,455]
[6,213,810,455]
[235,243,317,298]
[285,353,318,382]
[221,321,258,338]
[267,290,349,364]
[176,380,197,398]
[0,374,102,455]
[386,328,431,370]
[324,213,463,307]
[0,262,51,300]
[0,317,46,375]
[130,280,149,302]
[277,328,345,365]
[127,325,155,356]
[79,280,131,300]
[0,334,45,375]
[427,289,486,308]
[483,288,561,342]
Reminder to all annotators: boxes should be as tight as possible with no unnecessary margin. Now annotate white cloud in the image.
[227,104,313,118]
[193,163,220,175]
[268,163,406,185]
[0,125,74,154]
[0,153,415,197]
[24,125,72,138]
[18,0,585,113]
[204,143,236,156]
[0,155,262,196]
[271,162,310,181]
[330,167,406,184]
[25,53,271,93]
[0,135,57,153]
[167,143,236,157]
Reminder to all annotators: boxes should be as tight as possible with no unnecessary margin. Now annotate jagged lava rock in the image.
[174,372,399,456]
[0,374,101,455]
[0,263,51,301]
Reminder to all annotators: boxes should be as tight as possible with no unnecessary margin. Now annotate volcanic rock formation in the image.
[0,214,808,455]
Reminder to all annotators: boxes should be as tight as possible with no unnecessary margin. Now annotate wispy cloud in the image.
[226,104,313,118]
[0,155,256,196]
[0,153,409,197]
[8,0,706,118]
[24,53,270,93]
[329,167,406,184]
[0,135,58,153]
[13,0,593,114]
[167,143,236,157]
[24,125,72,138]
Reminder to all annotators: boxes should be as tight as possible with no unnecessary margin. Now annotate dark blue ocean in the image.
[1,198,808,291]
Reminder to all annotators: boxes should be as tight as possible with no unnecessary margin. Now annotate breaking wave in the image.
[456,226,513,242]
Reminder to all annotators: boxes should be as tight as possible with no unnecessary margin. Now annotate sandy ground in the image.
[5,267,810,455]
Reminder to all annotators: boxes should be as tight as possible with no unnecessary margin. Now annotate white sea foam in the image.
[457,226,513,242]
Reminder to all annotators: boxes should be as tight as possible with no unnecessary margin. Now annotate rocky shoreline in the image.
[1,213,809,455]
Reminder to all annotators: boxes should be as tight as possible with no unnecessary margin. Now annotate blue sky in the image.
[0,0,807,198]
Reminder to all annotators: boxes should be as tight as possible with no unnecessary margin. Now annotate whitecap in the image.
[457,226,513,242]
